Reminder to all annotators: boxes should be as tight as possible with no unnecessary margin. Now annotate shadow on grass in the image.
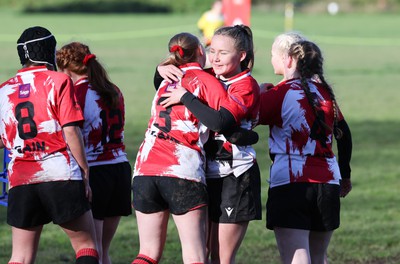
[23,0,171,14]
[0,120,399,264]
[0,206,6,222]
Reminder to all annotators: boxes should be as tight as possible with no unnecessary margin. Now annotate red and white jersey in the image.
[0,66,84,189]
[259,78,343,187]
[134,63,235,184]
[74,78,128,166]
[207,69,260,178]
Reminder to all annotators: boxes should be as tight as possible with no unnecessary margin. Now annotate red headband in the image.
[170,45,184,57]
[83,54,96,65]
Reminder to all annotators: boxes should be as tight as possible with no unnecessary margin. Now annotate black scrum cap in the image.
[17,26,57,69]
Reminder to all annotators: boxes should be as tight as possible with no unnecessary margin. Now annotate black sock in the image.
[75,255,99,264]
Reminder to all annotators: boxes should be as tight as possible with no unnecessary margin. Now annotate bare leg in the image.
[135,210,169,262]
[324,253,329,264]
[93,219,104,264]
[172,207,207,264]
[101,216,121,264]
[209,222,248,264]
[9,225,43,264]
[274,227,311,264]
[60,210,98,253]
[205,217,211,264]
[309,231,333,264]
[208,222,220,264]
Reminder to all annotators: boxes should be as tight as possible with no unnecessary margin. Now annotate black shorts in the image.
[132,176,208,215]
[89,162,132,220]
[266,182,340,231]
[7,181,91,228]
[207,163,262,223]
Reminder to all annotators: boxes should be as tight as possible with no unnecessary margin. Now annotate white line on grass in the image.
[1,27,399,46]
[0,25,195,43]
[252,29,400,46]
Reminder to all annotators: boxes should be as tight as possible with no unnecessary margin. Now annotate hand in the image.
[340,178,352,197]
[81,168,92,202]
[160,84,188,108]
[259,82,274,93]
[158,64,183,83]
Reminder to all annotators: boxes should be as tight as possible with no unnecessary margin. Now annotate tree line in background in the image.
[0,0,398,13]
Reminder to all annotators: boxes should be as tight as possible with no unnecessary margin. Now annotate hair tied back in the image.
[170,45,184,57]
[83,54,96,65]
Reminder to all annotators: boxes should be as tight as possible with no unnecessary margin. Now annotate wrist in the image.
[180,91,194,104]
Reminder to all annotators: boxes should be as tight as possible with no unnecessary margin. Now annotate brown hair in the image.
[56,42,118,108]
[161,32,201,67]
[214,24,255,71]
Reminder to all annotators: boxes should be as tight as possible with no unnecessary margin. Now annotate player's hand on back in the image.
[158,64,183,83]
[259,82,274,93]
[160,84,188,108]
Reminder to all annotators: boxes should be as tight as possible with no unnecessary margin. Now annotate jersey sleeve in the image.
[180,92,236,132]
[182,71,228,111]
[336,118,352,179]
[56,76,84,127]
[179,90,258,145]
[258,85,287,126]
[220,79,259,122]
[180,71,240,131]
[153,66,163,90]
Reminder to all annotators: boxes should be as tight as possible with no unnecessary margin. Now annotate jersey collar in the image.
[179,62,203,72]
[74,77,89,86]
[220,69,251,86]
[17,65,48,75]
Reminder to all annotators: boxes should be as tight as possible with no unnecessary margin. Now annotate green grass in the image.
[1,8,400,264]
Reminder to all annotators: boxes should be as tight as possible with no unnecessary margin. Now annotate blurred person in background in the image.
[197,0,225,47]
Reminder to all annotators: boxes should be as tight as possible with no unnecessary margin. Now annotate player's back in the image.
[134,62,229,183]
[74,79,128,165]
[0,66,84,188]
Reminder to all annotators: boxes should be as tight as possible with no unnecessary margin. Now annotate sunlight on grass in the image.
[1,8,400,264]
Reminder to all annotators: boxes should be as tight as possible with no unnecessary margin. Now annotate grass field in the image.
[0,7,400,264]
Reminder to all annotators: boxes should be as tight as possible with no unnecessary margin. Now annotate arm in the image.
[62,124,91,201]
[153,64,184,89]
[259,82,274,93]
[161,86,258,145]
[182,92,260,145]
[180,92,236,132]
[179,92,259,146]
[223,126,259,145]
[160,85,233,131]
[153,66,163,90]
[336,119,353,197]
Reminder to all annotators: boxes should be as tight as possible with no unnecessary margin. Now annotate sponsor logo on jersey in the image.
[225,207,234,217]
[150,130,181,145]
[15,141,47,153]
[18,84,31,98]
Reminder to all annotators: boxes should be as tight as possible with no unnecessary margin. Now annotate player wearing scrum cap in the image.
[0,26,99,264]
